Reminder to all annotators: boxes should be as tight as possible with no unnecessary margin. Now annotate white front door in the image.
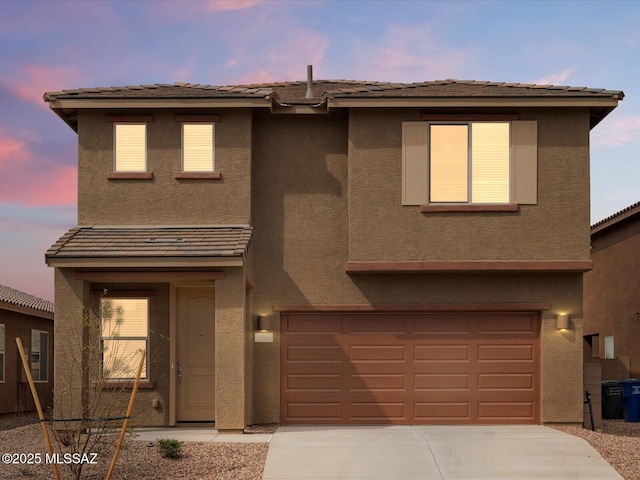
[177,287,216,422]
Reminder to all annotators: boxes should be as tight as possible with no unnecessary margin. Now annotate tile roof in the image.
[46,226,252,259]
[591,201,640,234]
[44,79,624,102]
[0,284,54,314]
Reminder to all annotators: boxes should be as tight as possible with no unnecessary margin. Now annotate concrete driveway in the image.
[261,425,622,480]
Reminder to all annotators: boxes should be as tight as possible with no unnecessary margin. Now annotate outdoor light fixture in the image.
[557,314,570,330]
[254,315,274,343]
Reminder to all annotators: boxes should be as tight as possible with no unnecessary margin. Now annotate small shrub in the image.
[157,438,182,459]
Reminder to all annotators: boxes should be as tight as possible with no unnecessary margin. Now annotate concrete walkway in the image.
[130,425,272,443]
[261,425,623,480]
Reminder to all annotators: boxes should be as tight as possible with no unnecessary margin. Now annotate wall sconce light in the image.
[255,315,274,343]
[557,314,570,330]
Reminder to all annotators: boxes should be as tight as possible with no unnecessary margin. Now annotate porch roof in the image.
[46,225,252,267]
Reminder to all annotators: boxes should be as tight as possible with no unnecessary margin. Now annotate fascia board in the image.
[326,97,620,109]
[46,256,244,268]
[47,97,272,109]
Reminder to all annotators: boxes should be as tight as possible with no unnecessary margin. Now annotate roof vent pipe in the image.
[305,65,314,99]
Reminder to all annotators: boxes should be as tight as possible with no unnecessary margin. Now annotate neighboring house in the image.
[585,201,640,379]
[44,75,622,430]
[0,284,54,415]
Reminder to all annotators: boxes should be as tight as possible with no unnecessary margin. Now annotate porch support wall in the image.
[215,267,247,431]
[53,268,90,426]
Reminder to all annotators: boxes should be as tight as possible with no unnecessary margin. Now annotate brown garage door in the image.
[281,312,539,425]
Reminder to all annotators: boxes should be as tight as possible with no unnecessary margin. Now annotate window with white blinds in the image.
[429,122,510,204]
[114,123,146,172]
[100,298,148,379]
[30,330,48,382]
[183,123,214,172]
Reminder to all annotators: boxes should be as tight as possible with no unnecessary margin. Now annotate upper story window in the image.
[430,123,510,204]
[114,123,147,172]
[402,119,537,210]
[100,297,149,380]
[30,329,49,382]
[182,123,215,172]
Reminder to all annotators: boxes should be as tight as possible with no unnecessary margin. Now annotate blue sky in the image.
[1,0,639,301]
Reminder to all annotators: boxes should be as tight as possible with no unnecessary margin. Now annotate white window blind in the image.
[101,298,148,379]
[183,123,214,172]
[471,123,510,203]
[115,123,146,172]
[0,324,4,382]
[429,124,468,202]
[30,330,48,382]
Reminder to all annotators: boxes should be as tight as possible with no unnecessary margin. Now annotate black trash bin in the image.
[602,380,623,419]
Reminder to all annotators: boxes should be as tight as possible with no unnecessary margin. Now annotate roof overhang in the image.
[0,301,54,320]
[45,256,244,268]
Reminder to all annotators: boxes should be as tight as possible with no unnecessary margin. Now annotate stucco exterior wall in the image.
[77,109,252,226]
[250,108,588,424]
[585,218,640,377]
[0,309,54,415]
[347,108,591,261]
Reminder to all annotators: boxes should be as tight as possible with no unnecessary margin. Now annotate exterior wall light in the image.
[255,315,274,343]
[557,314,570,330]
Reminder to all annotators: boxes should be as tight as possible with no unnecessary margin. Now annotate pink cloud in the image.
[0,129,76,206]
[592,115,640,147]
[349,24,471,82]
[4,63,82,108]
[534,68,575,86]
[205,0,262,11]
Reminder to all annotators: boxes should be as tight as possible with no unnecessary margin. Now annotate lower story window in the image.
[100,298,148,380]
[31,330,48,382]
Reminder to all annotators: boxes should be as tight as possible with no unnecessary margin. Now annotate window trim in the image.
[30,329,49,383]
[401,119,537,208]
[100,297,150,381]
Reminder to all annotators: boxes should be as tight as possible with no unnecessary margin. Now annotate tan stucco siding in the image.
[77,109,252,225]
[347,108,591,261]
[585,220,640,377]
[250,108,586,424]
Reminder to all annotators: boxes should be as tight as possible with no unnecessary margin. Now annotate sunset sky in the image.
[1,0,639,301]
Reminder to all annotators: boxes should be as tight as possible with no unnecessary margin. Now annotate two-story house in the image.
[44,75,622,431]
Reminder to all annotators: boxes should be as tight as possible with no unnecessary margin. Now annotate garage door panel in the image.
[281,313,539,425]
[284,315,342,334]
[477,344,534,361]
[350,402,406,420]
[414,315,472,335]
[415,402,470,420]
[415,345,470,362]
[286,345,344,362]
[478,373,534,390]
[414,373,470,390]
[350,345,406,362]
[478,402,535,421]
[286,374,343,391]
[348,315,408,334]
[350,373,407,391]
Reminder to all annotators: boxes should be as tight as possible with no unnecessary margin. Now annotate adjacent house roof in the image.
[591,201,640,235]
[0,284,54,315]
[44,78,623,131]
[46,226,252,267]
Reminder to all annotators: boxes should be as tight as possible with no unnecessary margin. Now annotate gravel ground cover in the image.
[0,413,269,480]
[2,414,639,480]
[553,420,640,480]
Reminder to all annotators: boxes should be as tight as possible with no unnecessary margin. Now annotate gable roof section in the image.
[0,284,54,316]
[44,79,623,131]
[46,225,252,268]
[591,201,640,235]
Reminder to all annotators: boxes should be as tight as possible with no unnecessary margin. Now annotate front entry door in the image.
[177,287,216,422]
